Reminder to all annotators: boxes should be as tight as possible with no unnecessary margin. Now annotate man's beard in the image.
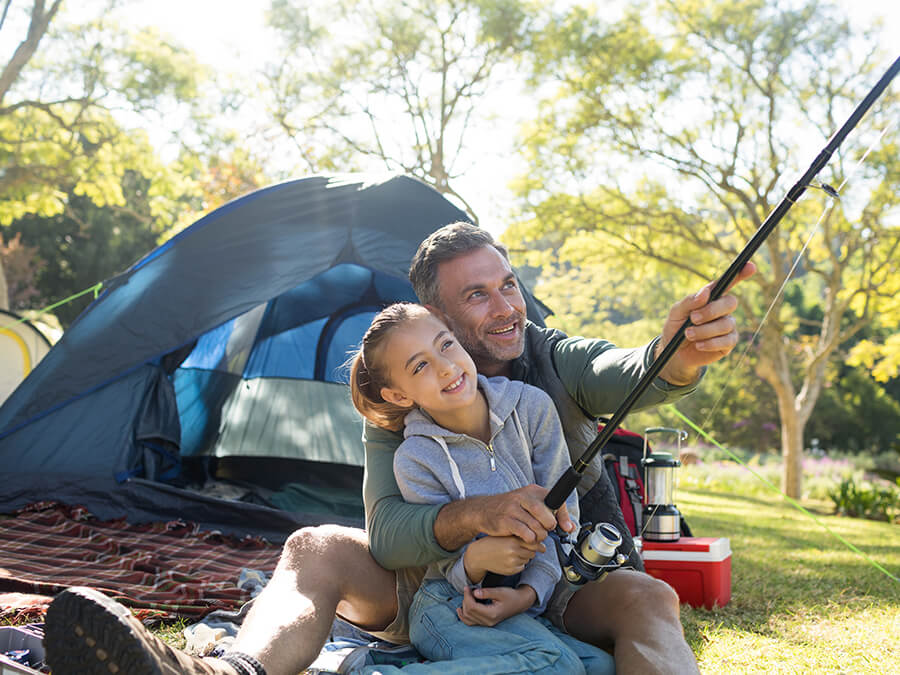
[448,315,526,371]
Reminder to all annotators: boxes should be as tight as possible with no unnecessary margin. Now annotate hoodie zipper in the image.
[486,442,496,471]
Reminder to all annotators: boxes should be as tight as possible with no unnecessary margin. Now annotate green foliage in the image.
[806,368,900,454]
[4,171,180,326]
[0,2,270,313]
[264,0,543,217]
[829,477,900,523]
[0,12,209,228]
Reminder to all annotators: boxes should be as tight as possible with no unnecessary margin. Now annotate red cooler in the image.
[640,536,731,609]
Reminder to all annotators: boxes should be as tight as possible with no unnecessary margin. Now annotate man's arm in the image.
[552,335,700,418]
[553,264,756,410]
[363,421,448,570]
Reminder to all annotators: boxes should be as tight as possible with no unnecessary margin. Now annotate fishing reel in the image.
[558,521,628,587]
[480,521,627,599]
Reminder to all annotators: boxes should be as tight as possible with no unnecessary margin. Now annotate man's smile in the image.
[487,322,519,336]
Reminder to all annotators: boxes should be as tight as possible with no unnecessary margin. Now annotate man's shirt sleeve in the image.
[551,335,702,417]
[363,420,453,569]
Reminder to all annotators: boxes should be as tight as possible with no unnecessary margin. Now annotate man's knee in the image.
[563,570,673,645]
[279,524,368,575]
[614,571,680,619]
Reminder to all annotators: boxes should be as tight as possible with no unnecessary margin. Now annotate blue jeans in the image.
[361,578,615,674]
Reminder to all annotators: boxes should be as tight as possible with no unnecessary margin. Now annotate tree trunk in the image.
[0,259,8,311]
[756,325,805,499]
[780,409,804,499]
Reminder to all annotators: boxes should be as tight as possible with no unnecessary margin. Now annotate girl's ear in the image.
[381,386,415,409]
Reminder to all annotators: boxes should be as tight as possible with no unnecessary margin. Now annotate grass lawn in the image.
[676,486,899,674]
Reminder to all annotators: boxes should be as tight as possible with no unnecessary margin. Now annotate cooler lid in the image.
[639,536,731,562]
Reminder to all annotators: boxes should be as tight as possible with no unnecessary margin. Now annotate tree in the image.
[0,0,212,309]
[0,231,43,311]
[5,172,165,326]
[505,0,900,497]
[263,0,540,220]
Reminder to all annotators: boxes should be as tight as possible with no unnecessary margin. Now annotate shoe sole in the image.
[44,586,169,675]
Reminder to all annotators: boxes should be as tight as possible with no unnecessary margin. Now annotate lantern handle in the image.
[642,427,689,462]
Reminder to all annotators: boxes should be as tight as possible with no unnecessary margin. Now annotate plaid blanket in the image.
[0,502,284,621]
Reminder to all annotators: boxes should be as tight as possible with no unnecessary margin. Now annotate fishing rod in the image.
[483,53,900,590]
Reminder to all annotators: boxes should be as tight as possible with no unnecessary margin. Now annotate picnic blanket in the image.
[0,501,283,621]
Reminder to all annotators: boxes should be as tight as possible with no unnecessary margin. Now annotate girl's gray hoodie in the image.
[394,374,580,617]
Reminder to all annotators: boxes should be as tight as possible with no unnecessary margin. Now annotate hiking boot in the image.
[44,586,238,675]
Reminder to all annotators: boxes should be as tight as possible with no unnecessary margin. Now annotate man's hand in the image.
[434,484,574,551]
[463,535,545,583]
[457,584,536,627]
[658,262,756,386]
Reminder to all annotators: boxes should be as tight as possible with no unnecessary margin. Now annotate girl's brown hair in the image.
[350,302,431,431]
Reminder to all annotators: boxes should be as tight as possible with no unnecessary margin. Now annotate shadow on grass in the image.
[679,488,783,508]
[683,487,837,515]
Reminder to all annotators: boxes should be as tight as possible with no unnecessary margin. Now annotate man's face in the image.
[431,246,527,376]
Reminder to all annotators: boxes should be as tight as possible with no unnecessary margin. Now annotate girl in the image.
[350,303,614,675]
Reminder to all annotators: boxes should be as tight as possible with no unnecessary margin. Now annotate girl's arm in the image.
[392,436,481,595]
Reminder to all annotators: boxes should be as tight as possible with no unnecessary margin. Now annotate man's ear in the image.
[381,386,415,409]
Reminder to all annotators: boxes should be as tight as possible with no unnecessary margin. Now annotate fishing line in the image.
[699,117,898,432]
[671,405,900,585]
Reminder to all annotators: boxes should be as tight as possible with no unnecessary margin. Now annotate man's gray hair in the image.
[409,222,509,308]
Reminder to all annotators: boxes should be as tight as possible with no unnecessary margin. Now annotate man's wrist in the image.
[654,336,702,387]
[660,365,702,387]
[434,497,486,551]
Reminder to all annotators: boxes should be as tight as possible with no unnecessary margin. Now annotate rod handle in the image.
[545,466,583,511]
[481,570,521,591]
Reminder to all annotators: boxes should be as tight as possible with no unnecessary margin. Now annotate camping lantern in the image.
[641,427,687,542]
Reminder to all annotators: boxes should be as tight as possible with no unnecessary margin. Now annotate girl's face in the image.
[379,312,479,416]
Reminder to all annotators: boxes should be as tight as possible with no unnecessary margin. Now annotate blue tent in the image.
[0,174,548,540]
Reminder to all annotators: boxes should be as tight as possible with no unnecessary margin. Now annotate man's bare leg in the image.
[563,568,699,675]
[227,525,399,675]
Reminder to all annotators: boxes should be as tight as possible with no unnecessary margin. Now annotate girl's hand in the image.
[457,585,537,627]
[463,535,545,582]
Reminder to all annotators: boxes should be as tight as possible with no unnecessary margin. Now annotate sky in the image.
[27,1,900,235]
[115,0,900,74]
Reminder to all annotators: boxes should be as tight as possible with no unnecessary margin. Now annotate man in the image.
[44,223,754,675]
